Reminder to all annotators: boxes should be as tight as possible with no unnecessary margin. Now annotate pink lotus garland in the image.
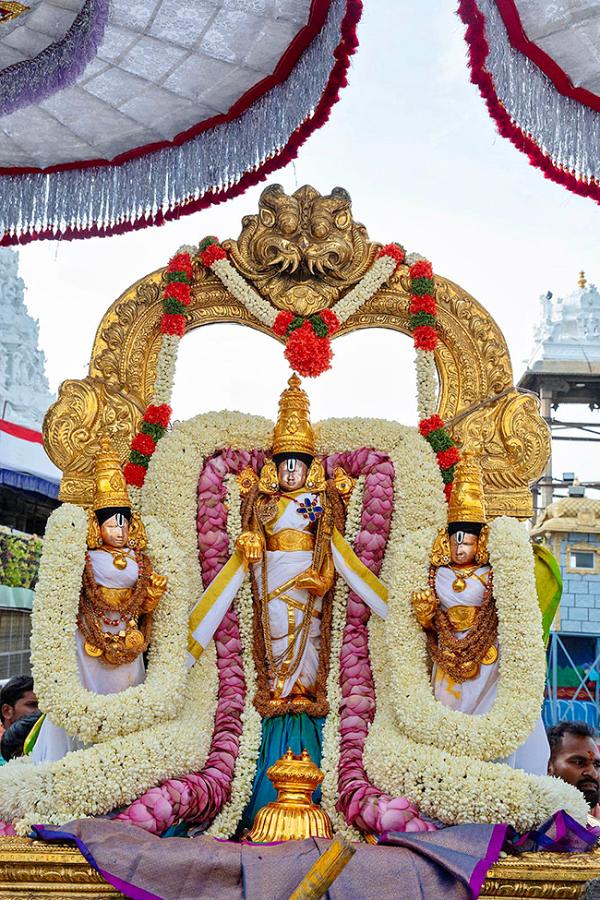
[116,449,264,833]
[325,450,436,835]
[114,447,434,836]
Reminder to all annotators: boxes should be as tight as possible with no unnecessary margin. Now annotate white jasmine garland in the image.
[415,348,438,421]
[329,254,397,323]
[206,477,262,839]
[206,253,398,328]
[31,507,190,744]
[211,258,278,328]
[320,476,364,841]
[0,648,217,835]
[152,333,181,407]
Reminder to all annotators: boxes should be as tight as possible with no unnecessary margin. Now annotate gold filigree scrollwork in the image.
[44,184,549,517]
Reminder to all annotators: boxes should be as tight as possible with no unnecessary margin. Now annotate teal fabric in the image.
[0,585,34,611]
[240,713,325,833]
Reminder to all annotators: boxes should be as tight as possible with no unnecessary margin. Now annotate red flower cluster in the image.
[200,243,227,267]
[123,462,147,488]
[273,310,294,336]
[284,322,333,378]
[319,307,340,334]
[144,404,171,428]
[167,253,193,280]
[409,294,436,315]
[379,243,406,266]
[437,447,460,470]
[131,433,156,456]
[413,324,438,351]
[160,313,186,336]
[444,482,453,503]
[164,281,191,306]
[409,259,433,280]
[419,414,445,437]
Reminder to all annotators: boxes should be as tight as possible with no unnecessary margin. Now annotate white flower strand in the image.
[320,476,364,841]
[329,255,397,323]
[211,258,277,328]
[415,348,438,421]
[207,476,262,838]
[152,333,181,407]
[207,253,398,328]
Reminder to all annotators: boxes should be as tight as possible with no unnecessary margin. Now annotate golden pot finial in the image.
[578,270,587,289]
[247,749,333,843]
[93,437,131,512]
[272,375,316,459]
[448,451,486,524]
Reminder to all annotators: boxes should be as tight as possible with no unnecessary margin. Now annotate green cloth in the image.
[533,543,562,646]
[240,713,325,833]
[0,584,34,611]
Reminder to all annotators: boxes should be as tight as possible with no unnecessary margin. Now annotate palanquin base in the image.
[1,836,599,899]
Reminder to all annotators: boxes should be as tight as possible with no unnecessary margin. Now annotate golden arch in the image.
[43,185,549,518]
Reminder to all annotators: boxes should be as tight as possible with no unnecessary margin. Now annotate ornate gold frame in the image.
[1,836,599,898]
[43,185,549,517]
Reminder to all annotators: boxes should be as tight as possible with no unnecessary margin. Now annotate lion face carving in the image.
[224,185,377,315]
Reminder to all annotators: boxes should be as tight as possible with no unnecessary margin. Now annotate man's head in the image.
[96,506,132,549]
[547,721,600,809]
[273,453,312,493]
[448,522,483,566]
[0,676,38,728]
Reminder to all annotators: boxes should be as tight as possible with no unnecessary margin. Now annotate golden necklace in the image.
[100,545,132,571]
[449,564,479,593]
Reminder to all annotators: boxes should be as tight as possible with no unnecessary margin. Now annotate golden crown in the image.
[93,437,131,511]
[272,374,316,458]
[448,451,486,524]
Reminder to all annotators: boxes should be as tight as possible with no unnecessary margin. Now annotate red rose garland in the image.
[409,263,459,501]
[123,250,192,488]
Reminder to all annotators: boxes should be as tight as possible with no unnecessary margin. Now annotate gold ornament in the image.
[475,523,490,565]
[237,466,259,496]
[430,527,451,566]
[83,641,103,658]
[247,749,333,842]
[272,374,316,459]
[448,452,486,525]
[101,547,128,570]
[305,458,326,491]
[258,460,279,495]
[93,437,131,512]
[411,587,438,629]
[482,645,499,665]
[333,466,355,504]
[450,564,479,593]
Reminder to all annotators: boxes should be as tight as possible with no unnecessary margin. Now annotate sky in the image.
[14,0,600,495]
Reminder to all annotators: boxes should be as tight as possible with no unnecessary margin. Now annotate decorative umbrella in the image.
[458,0,600,204]
[0,0,361,244]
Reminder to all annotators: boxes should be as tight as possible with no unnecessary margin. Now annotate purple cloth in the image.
[507,811,600,854]
[34,819,507,900]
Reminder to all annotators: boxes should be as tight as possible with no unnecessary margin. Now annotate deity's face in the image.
[449,531,478,566]
[100,512,130,549]
[277,458,307,492]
